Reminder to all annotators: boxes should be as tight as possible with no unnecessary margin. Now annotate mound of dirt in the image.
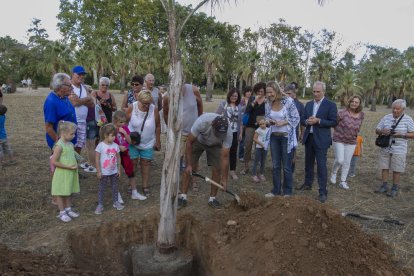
[203,196,407,276]
[0,244,97,275]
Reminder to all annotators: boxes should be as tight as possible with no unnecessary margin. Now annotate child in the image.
[50,121,80,222]
[348,135,363,178]
[0,104,16,168]
[113,111,146,201]
[252,119,270,182]
[95,123,123,214]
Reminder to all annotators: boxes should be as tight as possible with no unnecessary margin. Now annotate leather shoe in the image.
[318,194,327,203]
[296,184,312,190]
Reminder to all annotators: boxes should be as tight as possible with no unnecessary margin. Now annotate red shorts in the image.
[121,150,135,178]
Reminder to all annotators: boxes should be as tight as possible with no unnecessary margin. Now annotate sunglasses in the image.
[132,82,142,86]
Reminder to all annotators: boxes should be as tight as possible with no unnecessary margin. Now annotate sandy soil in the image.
[0,88,413,275]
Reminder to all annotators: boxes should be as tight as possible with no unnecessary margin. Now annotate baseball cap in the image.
[72,66,86,75]
[212,116,229,133]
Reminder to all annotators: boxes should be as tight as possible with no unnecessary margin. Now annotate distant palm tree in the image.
[334,71,362,106]
[203,37,224,101]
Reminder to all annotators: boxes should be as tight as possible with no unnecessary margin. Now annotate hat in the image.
[212,116,229,133]
[72,66,86,75]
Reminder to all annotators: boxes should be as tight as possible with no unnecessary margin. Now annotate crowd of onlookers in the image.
[4,64,413,223]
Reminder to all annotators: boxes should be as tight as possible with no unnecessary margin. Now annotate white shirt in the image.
[310,97,324,133]
[95,142,120,176]
[376,113,414,154]
[72,84,89,123]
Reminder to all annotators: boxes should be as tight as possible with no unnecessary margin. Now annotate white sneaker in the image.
[95,205,104,215]
[65,208,80,218]
[339,181,349,190]
[265,192,275,198]
[57,212,72,222]
[118,192,124,204]
[131,190,147,200]
[84,166,97,173]
[80,162,90,169]
[330,174,337,184]
[113,201,124,210]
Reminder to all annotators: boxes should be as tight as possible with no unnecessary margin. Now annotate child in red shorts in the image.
[113,111,146,201]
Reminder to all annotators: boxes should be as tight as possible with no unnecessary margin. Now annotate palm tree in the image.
[370,65,388,111]
[334,71,362,106]
[202,37,224,101]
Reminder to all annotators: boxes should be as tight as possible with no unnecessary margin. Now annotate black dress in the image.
[96,94,114,122]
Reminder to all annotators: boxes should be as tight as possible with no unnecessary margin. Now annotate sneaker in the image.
[375,183,388,193]
[66,208,80,218]
[95,205,104,215]
[208,199,222,209]
[84,166,97,173]
[113,201,124,211]
[339,181,349,190]
[348,173,356,178]
[230,171,239,180]
[118,192,124,204]
[259,174,266,182]
[386,186,398,197]
[80,162,90,169]
[330,173,337,184]
[57,212,72,222]
[265,192,275,198]
[143,188,150,197]
[252,175,260,183]
[178,197,188,208]
[131,190,147,200]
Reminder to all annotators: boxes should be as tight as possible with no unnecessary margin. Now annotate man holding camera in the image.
[375,99,414,197]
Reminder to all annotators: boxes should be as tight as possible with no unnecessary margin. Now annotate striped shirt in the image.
[376,113,414,154]
[333,109,364,145]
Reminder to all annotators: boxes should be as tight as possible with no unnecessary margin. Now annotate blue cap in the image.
[72,66,86,75]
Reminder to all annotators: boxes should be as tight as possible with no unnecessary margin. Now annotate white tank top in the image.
[270,108,288,133]
[129,102,156,149]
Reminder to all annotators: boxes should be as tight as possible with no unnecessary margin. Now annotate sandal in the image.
[143,188,151,197]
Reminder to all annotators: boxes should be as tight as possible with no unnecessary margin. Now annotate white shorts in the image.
[75,122,87,148]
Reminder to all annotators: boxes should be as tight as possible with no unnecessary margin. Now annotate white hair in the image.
[313,81,326,92]
[52,73,71,90]
[392,99,406,109]
[99,77,110,85]
[145,73,155,81]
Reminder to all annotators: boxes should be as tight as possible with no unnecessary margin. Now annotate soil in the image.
[0,89,413,275]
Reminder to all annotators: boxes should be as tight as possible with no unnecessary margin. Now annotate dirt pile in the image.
[203,196,408,276]
[0,244,97,275]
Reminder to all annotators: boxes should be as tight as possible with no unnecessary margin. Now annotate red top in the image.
[333,109,364,145]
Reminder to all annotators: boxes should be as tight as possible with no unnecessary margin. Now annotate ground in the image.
[0,88,413,275]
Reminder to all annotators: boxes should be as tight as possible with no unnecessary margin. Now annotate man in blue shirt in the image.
[43,73,77,150]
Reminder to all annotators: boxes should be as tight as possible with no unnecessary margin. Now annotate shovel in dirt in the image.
[191,172,241,204]
[341,212,404,226]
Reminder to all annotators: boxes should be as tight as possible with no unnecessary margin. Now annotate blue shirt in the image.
[0,114,6,140]
[43,91,77,149]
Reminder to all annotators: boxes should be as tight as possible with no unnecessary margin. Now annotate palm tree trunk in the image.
[206,64,213,102]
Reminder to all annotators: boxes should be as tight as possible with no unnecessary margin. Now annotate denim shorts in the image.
[128,145,154,160]
[86,120,99,140]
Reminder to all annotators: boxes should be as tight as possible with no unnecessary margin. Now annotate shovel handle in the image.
[191,172,240,202]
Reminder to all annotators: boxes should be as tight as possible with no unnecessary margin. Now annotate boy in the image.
[0,104,16,167]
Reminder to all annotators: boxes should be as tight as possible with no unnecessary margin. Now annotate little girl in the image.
[95,123,123,214]
[252,119,270,183]
[113,111,146,201]
[51,121,80,222]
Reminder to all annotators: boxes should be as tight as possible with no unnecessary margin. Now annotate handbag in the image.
[375,114,404,148]
[130,110,149,145]
[242,113,250,126]
[95,101,107,127]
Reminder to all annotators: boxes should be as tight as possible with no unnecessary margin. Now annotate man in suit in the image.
[297,81,337,203]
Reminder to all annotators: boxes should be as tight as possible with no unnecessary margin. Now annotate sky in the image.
[1,0,413,54]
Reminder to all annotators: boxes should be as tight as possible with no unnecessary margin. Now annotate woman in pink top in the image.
[329,95,364,189]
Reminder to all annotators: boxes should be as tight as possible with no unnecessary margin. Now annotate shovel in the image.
[191,172,241,203]
[341,212,404,226]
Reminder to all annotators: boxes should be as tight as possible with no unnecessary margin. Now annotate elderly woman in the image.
[264,81,299,197]
[374,99,414,197]
[242,82,267,175]
[96,77,117,123]
[216,87,243,180]
[329,95,364,190]
[126,90,161,196]
[121,75,144,111]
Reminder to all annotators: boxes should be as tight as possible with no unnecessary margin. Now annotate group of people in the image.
[42,65,414,221]
[43,67,165,222]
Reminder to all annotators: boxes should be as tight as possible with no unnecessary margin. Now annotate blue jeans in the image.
[270,135,293,195]
[252,147,267,175]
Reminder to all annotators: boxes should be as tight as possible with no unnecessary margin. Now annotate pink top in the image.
[115,125,130,148]
[333,109,364,145]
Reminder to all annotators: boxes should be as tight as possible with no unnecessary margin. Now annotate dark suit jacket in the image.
[301,98,337,149]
